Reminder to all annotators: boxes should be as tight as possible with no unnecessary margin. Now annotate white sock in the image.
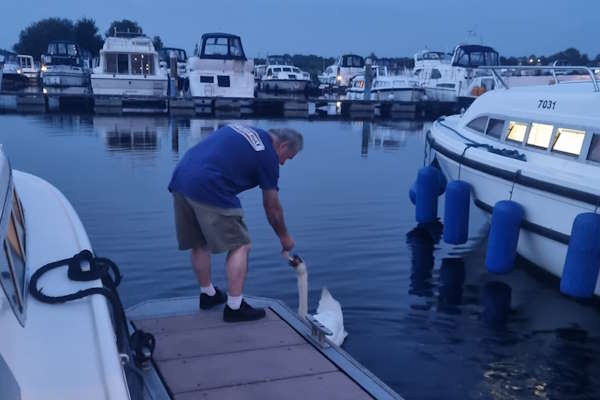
[227,294,243,310]
[200,283,216,296]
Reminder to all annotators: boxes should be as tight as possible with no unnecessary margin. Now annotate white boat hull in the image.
[43,69,90,94]
[373,88,424,102]
[91,74,168,96]
[430,120,600,295]
[259,79,308,92]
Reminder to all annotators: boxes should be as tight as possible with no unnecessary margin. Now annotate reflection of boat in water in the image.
[93,116,168,151]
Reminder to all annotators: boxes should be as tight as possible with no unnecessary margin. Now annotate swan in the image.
[286,253,348,346]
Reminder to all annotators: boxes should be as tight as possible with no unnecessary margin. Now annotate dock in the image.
[0,91,462,120]
[127,296,403,400]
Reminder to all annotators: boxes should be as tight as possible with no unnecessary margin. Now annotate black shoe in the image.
[199,287,227,310]
[223,299,266,322]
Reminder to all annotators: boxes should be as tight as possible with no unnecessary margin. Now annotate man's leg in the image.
[225,243,251,297]
[223,243,265,322]
[191,245,211,287]
[193,245,227,309]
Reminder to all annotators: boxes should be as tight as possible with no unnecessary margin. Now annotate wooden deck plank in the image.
[158,344,338,394]
[133,308,279,333]
[152,320,306,361]
[175,371,373,400]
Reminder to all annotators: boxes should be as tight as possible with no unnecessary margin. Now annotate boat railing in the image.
[478,65,599,92]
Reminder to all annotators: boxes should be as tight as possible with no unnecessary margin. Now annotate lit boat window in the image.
[552,127,585,156]
[527,122,553,149]
[506,121,527,143]
[586,134,600,162]
[466,116,487,133]
[486,118,504,139]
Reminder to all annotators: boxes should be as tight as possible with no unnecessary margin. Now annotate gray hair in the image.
[268,128,304,152]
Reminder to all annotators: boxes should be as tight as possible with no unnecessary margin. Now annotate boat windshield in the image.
[341,55,364,68]
[159,48,187,62]
[47,43,79,57]
[201,35,246,60]
[452,45,499,68]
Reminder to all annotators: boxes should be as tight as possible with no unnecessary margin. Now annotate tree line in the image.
[7,18,164,60]
[5,17,600,71]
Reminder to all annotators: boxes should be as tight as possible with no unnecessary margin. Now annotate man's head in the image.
[268,128,303,165]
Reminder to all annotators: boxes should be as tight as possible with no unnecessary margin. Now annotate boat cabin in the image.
[98,36,159,76]
[451,45,499,68]
[42,41,82,67]
[197,33,246,61]
[461,83,600,162]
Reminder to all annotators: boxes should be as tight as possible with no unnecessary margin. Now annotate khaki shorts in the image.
[172,192,250,253]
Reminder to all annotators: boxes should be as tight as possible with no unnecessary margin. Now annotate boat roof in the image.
[102,36,156,53]
[201,32,242,40]
[454,44,498,54]
[463,82,600,129]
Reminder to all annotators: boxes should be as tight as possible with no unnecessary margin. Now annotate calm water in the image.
[2,114,600,400]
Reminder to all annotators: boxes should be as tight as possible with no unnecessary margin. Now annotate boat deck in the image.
[128,296,403,400]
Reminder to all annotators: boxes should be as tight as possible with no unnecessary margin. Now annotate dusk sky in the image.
[1,0,598,59]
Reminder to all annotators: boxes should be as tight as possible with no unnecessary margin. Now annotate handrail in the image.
[478,65,599,92]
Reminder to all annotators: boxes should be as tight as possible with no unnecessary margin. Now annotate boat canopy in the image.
[43,41,82,66]
[340,54,364,68]
[451,45,499,68]
[158,47,187,62]
[199,33,246,61]
[267,55,291,65]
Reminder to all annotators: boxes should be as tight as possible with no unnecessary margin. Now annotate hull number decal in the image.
[538,99,557,110]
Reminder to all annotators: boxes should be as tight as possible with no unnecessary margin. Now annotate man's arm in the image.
[262,189,294,251]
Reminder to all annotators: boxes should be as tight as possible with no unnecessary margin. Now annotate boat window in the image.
[414,68,422,77]
[467,116,488,133]
[12,191,25,253]
[229,37,243,57]
[587,134,600,162]
[266,68,272,77]
[431,69,442,79]
[282,67,291,72]
[506,121,527,143]
[67,44,78,57]
[105,54,117,73]
[47,43,57,55]
[527,123,553,149]
[292,68,300,73]
[57,43,67,56]
[217,75,230,87]
[273,68,282,72]
[205,37,229,56]
[486,118,504,138]
[131,53,154,75]
[200,75,214,83]
[552,127,585,156]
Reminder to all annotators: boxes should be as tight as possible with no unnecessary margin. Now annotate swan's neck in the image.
[295,262,308,318]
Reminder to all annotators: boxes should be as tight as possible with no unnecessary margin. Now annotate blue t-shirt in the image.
[168,124,279,209]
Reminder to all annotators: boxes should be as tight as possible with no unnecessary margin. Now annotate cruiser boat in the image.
[91,35,168,97]
[427,66,600,294]
[345,65,386,100]
[1,54,39,91]
[187,33,254,98]
[371,71,424,102]
[416,45,499,106]
[259,58,311,92]
[158,47,188,93]
[318,54,365,88]
[41,41,90,94]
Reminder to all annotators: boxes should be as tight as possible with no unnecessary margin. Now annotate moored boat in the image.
[428,66,600,294]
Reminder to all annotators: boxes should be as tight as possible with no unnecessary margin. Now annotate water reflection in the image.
[438,257,465,313]
[482,281,512,330]
[406,221,442,298]
[94,116,167,152]
[359,120,423,157]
